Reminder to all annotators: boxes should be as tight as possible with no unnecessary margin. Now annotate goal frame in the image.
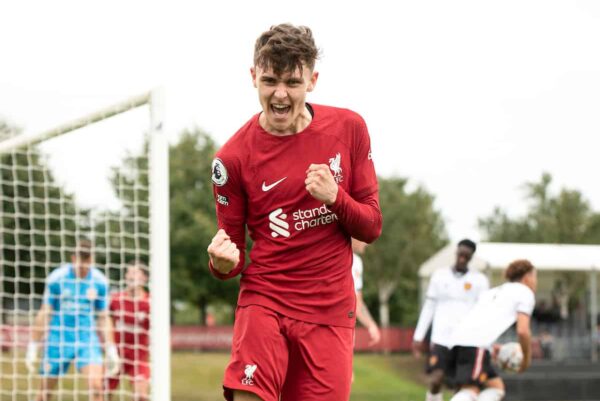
[0,89,171,401]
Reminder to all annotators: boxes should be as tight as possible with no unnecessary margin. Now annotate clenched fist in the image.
[305,164,338,205]
[207,229,240,275]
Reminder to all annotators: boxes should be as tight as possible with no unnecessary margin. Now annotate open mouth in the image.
[271,104,291,116]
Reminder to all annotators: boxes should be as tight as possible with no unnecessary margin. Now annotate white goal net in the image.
[0,91,170,401]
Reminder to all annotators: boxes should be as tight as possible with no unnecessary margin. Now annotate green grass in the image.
[3,351,433,400]
[173,352,432,401]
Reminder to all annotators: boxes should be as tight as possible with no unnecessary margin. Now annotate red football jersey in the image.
[109,291,150,360]
[211,104,382,328]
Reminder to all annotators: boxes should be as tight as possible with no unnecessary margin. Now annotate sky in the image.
[1,0,599,242]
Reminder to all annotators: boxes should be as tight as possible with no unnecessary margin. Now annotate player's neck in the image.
[453,266,468,275]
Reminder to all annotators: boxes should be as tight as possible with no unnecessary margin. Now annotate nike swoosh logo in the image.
[262,177,287,191]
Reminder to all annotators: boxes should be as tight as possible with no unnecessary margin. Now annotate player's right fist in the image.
[25,342,39,373]
[207,229,240,275]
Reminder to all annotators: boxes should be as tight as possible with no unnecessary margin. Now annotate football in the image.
[497,342,523,372]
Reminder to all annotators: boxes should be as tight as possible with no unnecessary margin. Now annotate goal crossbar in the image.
[0,92,151,153]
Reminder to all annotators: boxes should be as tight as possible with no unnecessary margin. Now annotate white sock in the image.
[450,389,478,401]
[477,388,505,401]
[426,391,443,401]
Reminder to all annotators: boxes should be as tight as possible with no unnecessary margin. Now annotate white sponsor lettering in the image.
[268,204,338,238]
[217,194,229,206]
[293,204,338,231]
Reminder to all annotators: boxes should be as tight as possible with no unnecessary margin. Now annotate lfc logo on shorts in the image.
[464,282,472,291]
[242,364,257,386]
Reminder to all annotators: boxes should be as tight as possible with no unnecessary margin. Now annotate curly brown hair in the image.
[254,23,320,75]
[505,259,535,282]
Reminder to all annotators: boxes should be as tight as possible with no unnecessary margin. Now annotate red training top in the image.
[109,290,150,361]
[210,103,382,328]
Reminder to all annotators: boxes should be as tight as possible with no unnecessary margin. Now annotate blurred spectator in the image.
[552,280,569,320]
[539,330,554,360]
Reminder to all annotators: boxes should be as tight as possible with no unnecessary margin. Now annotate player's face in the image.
[455,246,473,270]
[126,266,147,288]
[251,64,318,135]
[71,255,92,271]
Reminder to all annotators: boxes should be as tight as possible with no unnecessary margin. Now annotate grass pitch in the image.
[173,352,431,401]
[2,351,431,400]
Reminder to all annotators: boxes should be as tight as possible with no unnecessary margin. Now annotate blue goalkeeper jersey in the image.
[43,264,109,344]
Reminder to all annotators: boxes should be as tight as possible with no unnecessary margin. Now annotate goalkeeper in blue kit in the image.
[26,240,120,401]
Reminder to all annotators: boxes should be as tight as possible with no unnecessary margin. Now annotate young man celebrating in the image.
[448,259,537,401]
[413,239,489,401]
[107,261,151,401]
[207,24,382,401]
[26,240,120,401]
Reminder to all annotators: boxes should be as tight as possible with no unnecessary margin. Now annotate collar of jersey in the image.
[452,267,468,277]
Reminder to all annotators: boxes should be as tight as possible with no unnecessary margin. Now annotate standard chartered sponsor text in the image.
[292,204,338,231]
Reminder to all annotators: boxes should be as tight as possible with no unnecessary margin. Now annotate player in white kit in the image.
[413,239,489,401]
[448,259,537,401]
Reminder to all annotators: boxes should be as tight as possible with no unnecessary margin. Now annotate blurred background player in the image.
[352,238,381,346]
[207,23,382,401]
[447,259,537,401]
[26,239,120,401]
[108,261,151,401]
[412,239,489,401]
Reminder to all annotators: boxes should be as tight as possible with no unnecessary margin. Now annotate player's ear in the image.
[250,67,258,88]
[307,71,319,92]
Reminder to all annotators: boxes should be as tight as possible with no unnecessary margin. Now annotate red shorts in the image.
[107,355,150,390]
[223,304,354,401]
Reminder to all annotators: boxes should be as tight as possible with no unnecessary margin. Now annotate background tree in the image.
[362,177,448,327]
[110,128,239,324]
[168,129,239,324]
[479,172,600,244]
[1,120,79,322]
[479,172,600,315]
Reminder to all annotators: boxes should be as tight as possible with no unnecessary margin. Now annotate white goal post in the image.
[0,89,170,401]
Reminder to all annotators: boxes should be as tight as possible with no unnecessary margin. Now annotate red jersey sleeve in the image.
[329,115,382,243]
[350,115,378,198]
[209,153,247,280]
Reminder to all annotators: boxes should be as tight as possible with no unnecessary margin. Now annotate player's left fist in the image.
[305,164,338,205]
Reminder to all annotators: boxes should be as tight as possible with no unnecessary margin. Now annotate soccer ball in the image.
[497,342,523,372]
